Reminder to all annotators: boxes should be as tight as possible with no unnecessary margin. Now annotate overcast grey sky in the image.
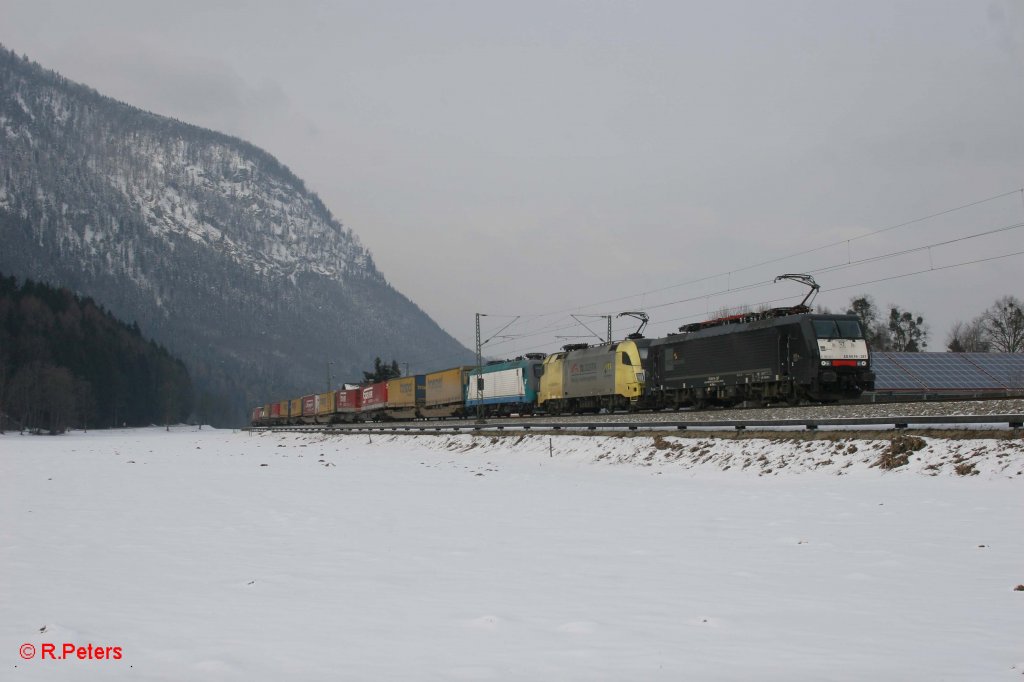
[3,0,1023,359]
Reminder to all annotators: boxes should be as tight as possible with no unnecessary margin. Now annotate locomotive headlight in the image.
[859,360,867,367]
[821,360,829,366]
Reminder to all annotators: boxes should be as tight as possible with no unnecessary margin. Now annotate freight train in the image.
[251,276,876,425]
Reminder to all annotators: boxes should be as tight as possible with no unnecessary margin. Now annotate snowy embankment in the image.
[2,427,1023,681]
[378,430,1024,479]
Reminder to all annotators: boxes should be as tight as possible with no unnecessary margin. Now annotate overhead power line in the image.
[485,246,1024,359]
[461,186,1024,361]
[510,186,1024,320]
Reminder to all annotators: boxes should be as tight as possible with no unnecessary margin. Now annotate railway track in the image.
[246,398,1024,435]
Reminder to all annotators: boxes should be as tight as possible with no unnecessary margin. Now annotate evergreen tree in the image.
[362,357,402,383]
[0,273,193,432]
[887,307,928,352]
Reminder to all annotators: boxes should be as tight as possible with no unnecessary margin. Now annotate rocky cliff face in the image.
[0,47,473,424]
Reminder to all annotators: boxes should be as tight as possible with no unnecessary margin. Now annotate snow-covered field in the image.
[2,427,1022,681]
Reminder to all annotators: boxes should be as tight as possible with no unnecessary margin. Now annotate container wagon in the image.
[334,387,362,422]
[387,375,425,420]
[422,366,475,418]
[360,382,389,420]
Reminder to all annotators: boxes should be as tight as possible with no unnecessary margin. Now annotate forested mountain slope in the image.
[0,47,473,424]
[0,274,193,433]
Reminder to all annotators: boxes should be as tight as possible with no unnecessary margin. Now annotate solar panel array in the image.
[872,352,1024,392]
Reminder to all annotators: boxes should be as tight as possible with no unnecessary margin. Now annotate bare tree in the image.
[982,295,1024,353]
[946,318,990,353]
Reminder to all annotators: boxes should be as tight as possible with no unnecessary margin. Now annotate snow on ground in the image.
[2,427,1022,681]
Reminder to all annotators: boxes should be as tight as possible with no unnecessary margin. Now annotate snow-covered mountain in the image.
[0,47,473,424]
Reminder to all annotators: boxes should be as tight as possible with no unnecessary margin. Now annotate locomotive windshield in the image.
[813,319,864,340]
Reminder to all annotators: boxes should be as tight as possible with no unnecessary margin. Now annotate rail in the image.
[247,413,1024,434]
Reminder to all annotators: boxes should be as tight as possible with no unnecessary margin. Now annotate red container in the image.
[271,402,282,418]
[335,388,363,413]
[361,382,388,411]
[301,394,316,417]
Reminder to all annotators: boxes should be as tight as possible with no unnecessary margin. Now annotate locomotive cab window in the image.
[813,319,864,339]
[621,352,632,366]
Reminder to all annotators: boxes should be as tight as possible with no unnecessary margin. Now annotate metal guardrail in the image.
[248,414,1024,434]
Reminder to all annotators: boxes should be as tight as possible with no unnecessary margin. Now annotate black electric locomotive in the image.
[642,275,875,408]
[644,310,874,408]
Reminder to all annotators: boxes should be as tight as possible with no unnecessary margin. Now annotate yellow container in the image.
[387,376,418,409]
[317,391,335,416]
[425,366,472,407]
[289,398,302,418]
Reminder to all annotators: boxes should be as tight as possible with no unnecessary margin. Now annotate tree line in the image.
[842,294,1023,353]
[944,296,1024,353]
[0,274,193,433]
